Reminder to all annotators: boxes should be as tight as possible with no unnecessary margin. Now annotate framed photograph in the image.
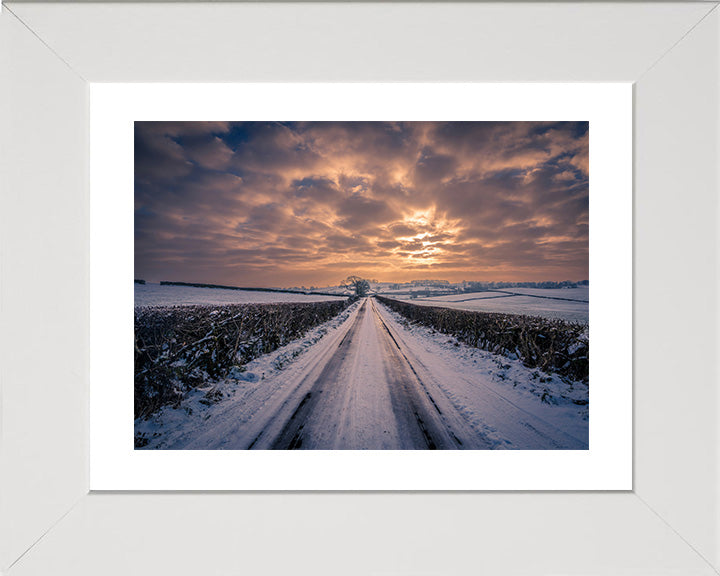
[2,2,718,575]
[90,83,631,490]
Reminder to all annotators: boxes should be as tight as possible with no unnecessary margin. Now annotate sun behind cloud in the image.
[135,121,589,287]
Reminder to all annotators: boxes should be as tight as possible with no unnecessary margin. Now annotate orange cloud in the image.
[135,121,589,287]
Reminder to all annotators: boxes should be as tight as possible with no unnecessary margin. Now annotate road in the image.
[232,297,586,450]
[256,298,475,449]
[167,296,587,450]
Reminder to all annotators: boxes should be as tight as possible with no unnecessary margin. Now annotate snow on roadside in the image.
[135,283,346,308]
[136,296,588,450]
[393,293,588,324]
[375,300,589,446]
[135,299,361,449]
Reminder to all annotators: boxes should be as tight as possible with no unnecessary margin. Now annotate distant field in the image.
[393,288,588,324]
[402,291,512,301]
[135,283,347,308]
[500,286,588,301]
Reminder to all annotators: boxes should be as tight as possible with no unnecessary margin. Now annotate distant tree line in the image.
[464,280,588,291]
[410,279,450,286]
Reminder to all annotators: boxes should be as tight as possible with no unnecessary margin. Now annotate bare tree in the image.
[341,275,371,297]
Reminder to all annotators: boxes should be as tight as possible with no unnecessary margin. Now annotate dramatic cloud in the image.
[135,121,589,287]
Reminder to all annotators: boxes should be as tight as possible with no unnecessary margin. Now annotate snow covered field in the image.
[504,286,589,301]
[135,283,347,307]
[394,288,588,324]
[136,297,588,450]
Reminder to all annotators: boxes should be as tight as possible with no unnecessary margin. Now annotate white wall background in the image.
[634,7,720,567]
[1,3,719,575]
[0,6,88,571]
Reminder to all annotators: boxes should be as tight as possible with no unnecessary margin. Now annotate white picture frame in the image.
[90,83,631,491]
[1,2,718,575]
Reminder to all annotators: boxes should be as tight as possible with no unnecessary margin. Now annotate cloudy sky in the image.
[135,121,588,288]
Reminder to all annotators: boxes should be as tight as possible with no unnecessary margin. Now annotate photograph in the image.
[134,120,590,450]
[8,0,716,570]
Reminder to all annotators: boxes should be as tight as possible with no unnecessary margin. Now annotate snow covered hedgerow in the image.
[134,300,350,419]
[376,296,588,382]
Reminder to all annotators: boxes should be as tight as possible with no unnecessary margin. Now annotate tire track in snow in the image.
[373,300,588,450]
[266,298,481,449]
[269,300,370,449]
[371,299,467,449]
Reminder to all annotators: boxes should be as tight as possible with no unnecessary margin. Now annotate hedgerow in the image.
[376,296,588,382]
[134,300,349,419]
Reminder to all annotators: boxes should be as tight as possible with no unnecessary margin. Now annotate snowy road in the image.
[141,297,588,450]
[264,298,478,449]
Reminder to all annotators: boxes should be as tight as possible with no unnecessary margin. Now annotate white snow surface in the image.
[376,301,588,448]
[136,297,588,450]
[393,289,588,324]
[135,283,347,307]
[503,286,589,301]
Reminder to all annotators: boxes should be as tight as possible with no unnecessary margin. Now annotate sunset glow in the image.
[135,121,589,287]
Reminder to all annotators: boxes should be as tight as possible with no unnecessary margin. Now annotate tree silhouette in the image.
[341,275,371,297]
